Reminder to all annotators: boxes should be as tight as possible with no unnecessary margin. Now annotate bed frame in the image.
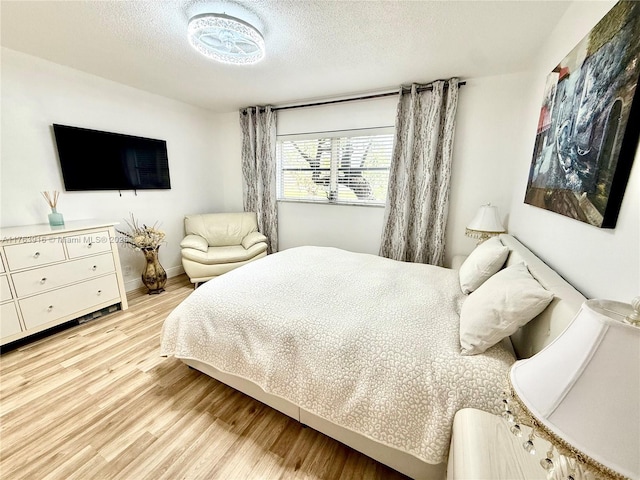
[180,234,587,480]
[499,235,586,359]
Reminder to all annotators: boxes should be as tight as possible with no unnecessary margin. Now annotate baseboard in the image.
[124,265,185,292]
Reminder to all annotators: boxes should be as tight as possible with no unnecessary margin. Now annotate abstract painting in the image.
[525,1,640,228]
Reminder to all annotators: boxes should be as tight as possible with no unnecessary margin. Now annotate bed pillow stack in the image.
[459,263,554,355]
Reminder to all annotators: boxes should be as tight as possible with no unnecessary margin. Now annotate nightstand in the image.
[447,408,550,480]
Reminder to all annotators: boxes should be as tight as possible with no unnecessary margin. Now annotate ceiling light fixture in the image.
[187,13,265,65]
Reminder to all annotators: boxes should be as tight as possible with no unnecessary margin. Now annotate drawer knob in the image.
[97,290,102,295]
[34,252,40,258]
[92,265,97,271]
[47,305,54,312]
[40,277,47,284]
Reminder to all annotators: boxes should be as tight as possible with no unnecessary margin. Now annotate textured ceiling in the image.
[0,0,572,113]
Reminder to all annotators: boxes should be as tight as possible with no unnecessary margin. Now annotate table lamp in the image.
[503,298,640,480]
[465,203,506,243]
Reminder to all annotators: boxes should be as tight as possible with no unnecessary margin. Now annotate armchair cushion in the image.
[180,234,209,253]
[242,231,268,250]
[182,243,267,265]
[184,212,261,247]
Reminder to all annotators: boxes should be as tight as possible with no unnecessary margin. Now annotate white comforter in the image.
[161,246,514,464]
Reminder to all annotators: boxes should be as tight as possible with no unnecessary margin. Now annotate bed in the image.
[160,234,586,479]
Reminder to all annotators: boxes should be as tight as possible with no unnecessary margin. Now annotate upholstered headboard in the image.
[499,234,587,359]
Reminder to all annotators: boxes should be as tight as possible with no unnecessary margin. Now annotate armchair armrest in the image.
[242,231,268,250]
[180,234,209,253]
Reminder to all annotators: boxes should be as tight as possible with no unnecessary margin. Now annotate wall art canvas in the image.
[525,1,640,228]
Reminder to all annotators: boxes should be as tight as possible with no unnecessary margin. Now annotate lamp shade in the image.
[467,204,505,233]
[465,204,505,242]
[510,299,640,479]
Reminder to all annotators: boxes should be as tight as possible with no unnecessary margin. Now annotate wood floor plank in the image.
[211,404,290,479]
[4,379,156,479]
[0,274,409,479]
[113,409,217,480]
[91,431,158,479]
[160,418,240,480]
[0,366,85,416]
[41,444,108,480]
[152,419,230,480]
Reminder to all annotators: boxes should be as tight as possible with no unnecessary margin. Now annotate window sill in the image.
[277,199,386,208]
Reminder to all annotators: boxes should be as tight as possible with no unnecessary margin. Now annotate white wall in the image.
[507,1,639,302]
[211,111,244,212]
[0,48,225,290]
[446,71,538,263]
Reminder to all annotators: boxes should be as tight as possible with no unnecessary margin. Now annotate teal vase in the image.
[48,207,64,227]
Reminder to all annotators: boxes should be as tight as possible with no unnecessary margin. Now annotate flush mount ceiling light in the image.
[187,13,265,65]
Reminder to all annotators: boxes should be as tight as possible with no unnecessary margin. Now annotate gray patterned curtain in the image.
[240,106,278,253]
[379,79,459,266]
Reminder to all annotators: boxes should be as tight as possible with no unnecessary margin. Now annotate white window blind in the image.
[277,127,394,205]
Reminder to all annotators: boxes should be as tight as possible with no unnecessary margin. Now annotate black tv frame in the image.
[53,124,171,192]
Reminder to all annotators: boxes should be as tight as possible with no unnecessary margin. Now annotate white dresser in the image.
[0,220,128,346]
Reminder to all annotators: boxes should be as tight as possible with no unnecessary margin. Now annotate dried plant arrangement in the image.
[41,190,60,210]
[116,213,166,251]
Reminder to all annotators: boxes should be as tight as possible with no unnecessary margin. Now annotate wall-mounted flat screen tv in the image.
[53,124,171,191]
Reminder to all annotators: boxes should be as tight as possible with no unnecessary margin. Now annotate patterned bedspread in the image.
[160,246,514,464]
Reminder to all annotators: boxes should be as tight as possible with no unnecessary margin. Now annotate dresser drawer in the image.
[66,230,111,259]
[12,253,115,297]
[19,274,120,330]
[4,240,66,271]
[0,275,12,302]
[1,303,22,339]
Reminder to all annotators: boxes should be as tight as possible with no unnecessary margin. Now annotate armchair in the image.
[180,212,268,285]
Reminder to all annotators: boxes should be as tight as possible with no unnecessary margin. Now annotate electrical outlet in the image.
[124,265,132,276]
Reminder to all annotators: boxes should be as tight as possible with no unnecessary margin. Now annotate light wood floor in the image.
[0,275,409,480]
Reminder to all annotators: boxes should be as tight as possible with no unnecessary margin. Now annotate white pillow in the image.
[459,236,509,294]
[459,263,554,355]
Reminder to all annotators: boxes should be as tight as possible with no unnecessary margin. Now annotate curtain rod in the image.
[243,80,466,113]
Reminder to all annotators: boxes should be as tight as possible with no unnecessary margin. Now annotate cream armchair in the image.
[180,212,268,285]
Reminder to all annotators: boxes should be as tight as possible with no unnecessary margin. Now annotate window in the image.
[277,128,394,206]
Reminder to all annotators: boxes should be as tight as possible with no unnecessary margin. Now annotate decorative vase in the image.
[141,246,167,294]
[48,207,64,227]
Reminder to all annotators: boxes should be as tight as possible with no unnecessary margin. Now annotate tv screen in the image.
[53,124,171,191]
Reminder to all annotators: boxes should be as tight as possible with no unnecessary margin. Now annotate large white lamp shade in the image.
[509,299,640,479]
